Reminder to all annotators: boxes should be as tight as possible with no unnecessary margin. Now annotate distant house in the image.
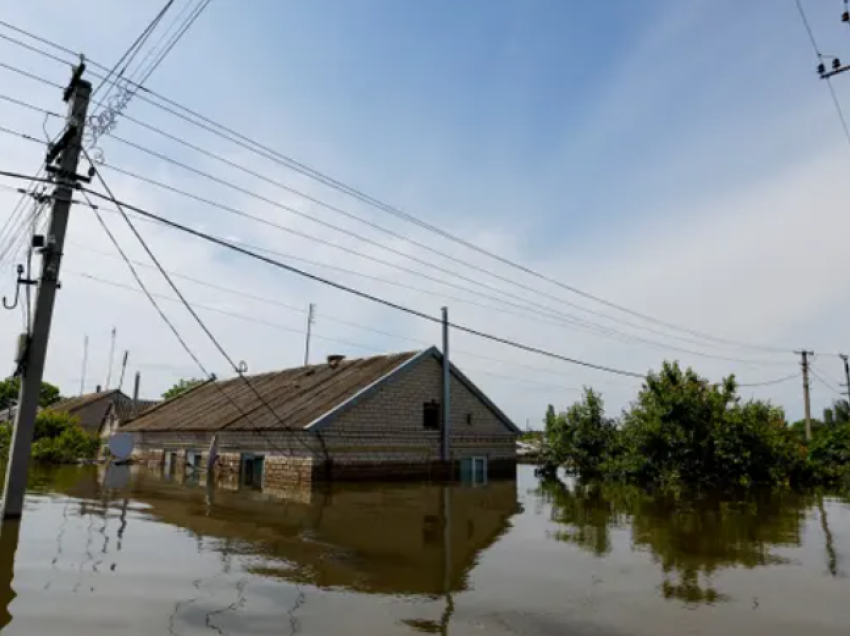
[124,347,520,489]
[49,390,159,440]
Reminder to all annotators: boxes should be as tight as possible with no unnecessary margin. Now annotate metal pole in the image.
[797,350,814,442]
[304,303,315,366]
[1,75,91,520]
[117,350,129,391]
[132,371,141,417]
[80,334,88,396]
[442,307,451,464]
[105,326,116,390]
[840,354,850,407]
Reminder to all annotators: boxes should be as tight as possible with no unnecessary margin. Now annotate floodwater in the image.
[0,465,848,635]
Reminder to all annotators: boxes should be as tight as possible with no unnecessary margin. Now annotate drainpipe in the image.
[442,307,451,465]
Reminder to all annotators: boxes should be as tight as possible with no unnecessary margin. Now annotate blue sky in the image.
[1,0,849,425]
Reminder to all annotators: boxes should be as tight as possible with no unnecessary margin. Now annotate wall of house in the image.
[318,356,516,475]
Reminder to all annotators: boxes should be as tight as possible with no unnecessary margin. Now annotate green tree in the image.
[807,423,850,485]
[0,377,61,412]
[823,399,850,427]
[0,410,98,464]
[162,377,205,400]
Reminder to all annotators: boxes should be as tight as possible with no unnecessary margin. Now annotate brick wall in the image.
[323,356,517,465]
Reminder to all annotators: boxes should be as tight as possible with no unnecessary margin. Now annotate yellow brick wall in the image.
[323,356,516,464]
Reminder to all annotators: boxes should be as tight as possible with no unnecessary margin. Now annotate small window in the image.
[466,413,473,425]
[423,400,441,430]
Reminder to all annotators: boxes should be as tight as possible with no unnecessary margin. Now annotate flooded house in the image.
[49,387,159,441]
[123,347,520,489]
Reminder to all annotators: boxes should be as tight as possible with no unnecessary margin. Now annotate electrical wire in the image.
[0,23,799,355]
[91,0,177,99]
[103,116,780,357]
[810,365,844,396]
[0,167,829,382]
[133,0,212,88]
[94,157,794,367]
[71,183,664,380]
[737,372,800,388]
[81,188,311,459]
[793,0,850,153]
[80,163,321,456]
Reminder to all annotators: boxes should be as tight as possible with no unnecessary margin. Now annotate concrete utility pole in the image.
[79,334,88,396]
[840,354,850,405]
[304,303,315,366]
[1,70,91,520]
[797,350,815,442]
[441,307,451,464]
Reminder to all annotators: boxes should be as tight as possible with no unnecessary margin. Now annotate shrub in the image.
[0,410,98,464]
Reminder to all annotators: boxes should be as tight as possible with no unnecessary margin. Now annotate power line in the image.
[809,365,844,396]
[93,157,793,367]
[737,372,800,388]
[133,0,212,88]
[62,244,642,389]
[91,0,177,99]
[82,161,321,456]
[0,167,826,380]
[69,183,676,380]
[793,0,850,152]
[102,116,778,357]
[0,22,798,354]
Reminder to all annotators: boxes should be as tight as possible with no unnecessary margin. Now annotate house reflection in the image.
[109,466,521,596]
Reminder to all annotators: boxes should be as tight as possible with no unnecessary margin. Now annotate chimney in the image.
[327,354,345,369]
[132,372,141,417]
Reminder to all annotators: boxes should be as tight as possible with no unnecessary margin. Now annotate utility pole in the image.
[797,350,815,442]
[840,354,850,405]
[79,334,88,396]
[304,303,315,366]
[117,350,129,391]
[105,326,116,390]
[441,307,451,464]
[1,67,91,520]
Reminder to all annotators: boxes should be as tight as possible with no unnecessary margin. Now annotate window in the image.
[241,453,265,488]
[423,400,441,430]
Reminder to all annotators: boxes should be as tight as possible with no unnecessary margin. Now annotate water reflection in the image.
[538,477,828,604]
[1,466,848,634]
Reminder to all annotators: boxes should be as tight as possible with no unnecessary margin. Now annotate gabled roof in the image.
[123,348,520,434]
[49,390,159,434]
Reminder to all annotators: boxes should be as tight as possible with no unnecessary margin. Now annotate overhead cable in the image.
[0,23,797,354]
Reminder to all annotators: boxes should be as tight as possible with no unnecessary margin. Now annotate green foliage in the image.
[162,377,205,400]
[545,389,617,480]
[823,399,850,427]
[807,423,850,485]
[0,377,62,412]
[542,361,828,490]
[0,410,98,464]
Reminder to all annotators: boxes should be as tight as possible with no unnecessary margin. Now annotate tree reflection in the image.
[538,478,814,604]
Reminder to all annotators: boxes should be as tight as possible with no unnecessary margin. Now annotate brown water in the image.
[0,464,848,635]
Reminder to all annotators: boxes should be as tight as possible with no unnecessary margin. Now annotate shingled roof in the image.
[123,351,422,433]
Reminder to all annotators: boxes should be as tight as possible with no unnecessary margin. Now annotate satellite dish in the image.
[109,432,134,461]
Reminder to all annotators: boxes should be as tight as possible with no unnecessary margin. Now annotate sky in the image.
[1,0,849,427]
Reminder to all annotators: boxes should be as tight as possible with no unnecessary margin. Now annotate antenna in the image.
[105,327,117,390]
[118,350,129,391]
